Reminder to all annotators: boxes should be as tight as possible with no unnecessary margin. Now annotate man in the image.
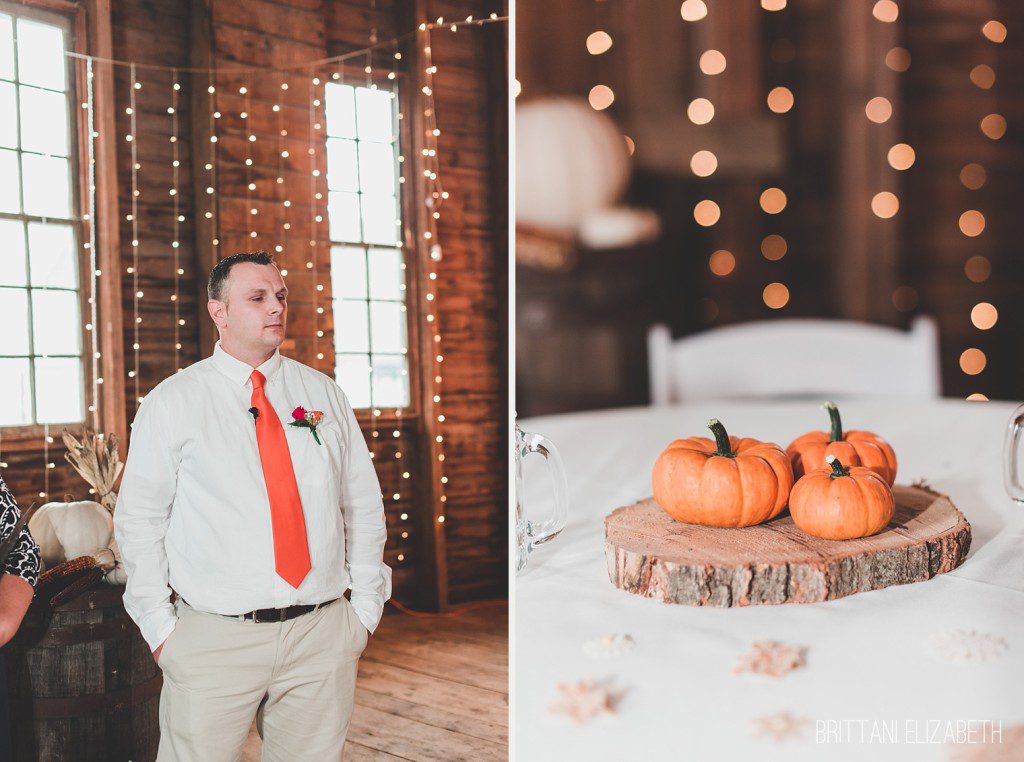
[114,251,390,760]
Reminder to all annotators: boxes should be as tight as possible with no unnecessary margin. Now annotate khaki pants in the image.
[156,595,369,761]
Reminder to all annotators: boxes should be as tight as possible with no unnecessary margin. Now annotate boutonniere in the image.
[289,406,325,445]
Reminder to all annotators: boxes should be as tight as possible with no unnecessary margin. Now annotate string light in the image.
[308,72,320,366]
[171,70,182,372]
[41,423,49,499]
[208,69,219,255]
[129,64,141,406]
[85,57,100,428]
[419,21,450,521]
[761,5,797,311]
[28,13,504,570]
[957,18,1004,391]
[245,74,255,242]
[586,31,612,56]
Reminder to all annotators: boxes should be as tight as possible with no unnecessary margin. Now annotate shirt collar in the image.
[211,339,283,387]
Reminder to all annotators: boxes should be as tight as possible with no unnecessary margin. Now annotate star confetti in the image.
[583,634,636,659]
[734,640,807,677]
[751,711,810,742]
[925,629,1008,664]
[548,679,619,724]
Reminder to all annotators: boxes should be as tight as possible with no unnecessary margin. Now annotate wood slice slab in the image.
[605,484,971,607]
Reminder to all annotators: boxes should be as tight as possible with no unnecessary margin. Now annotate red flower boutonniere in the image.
[289,406,325,445]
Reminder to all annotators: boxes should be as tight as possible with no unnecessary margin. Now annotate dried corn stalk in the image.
[61,428,123,514]
[37,554,98,589]
[50,566,104,607]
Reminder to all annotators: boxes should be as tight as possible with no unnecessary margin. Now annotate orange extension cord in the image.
[386,598,507,618]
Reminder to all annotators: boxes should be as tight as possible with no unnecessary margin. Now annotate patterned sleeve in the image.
[0,472,41,587]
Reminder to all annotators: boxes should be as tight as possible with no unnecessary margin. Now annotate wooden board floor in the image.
[241,602,508,760]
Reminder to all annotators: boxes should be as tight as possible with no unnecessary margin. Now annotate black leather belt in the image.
[231,597,340,624]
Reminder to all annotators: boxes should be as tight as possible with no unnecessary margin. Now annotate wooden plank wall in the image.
[417,0,507,603]
[2,0,508,609]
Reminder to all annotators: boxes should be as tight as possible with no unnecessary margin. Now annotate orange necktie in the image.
[249,369,311,588]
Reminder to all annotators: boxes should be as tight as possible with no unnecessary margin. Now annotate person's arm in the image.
[112,390,182,657]
[336,391,391,635]
[0,475,41,646]
[0,575,33,648]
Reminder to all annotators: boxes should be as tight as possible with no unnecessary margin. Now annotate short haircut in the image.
[207,251,276,301]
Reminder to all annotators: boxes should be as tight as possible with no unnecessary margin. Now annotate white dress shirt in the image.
[113,339,391,651]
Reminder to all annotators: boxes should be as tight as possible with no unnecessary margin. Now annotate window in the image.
[325,81,409,409]
[0,8,83,426]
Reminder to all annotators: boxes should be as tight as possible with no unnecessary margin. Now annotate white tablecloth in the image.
[514,399,1024,761]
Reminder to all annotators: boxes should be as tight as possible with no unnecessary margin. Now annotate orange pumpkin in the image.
[789,454,895,540]
[652,418,794,527]
[787,402,897,486]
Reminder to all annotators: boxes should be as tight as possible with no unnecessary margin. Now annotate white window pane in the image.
[369,300,406,354]
[19,86,68,156]
[0,218,26,286]
[358,141,396,195]
[324,83,356,139]
[0,149,20,213]
[329,245,366,299]
[360,194,399,246]
[0,81,16,147]
[16,19,65,91]
[22,153,70,217]
[326,137,359,192]
[34,356,82,423]
[371,354,409,408]
[335,354,370,409]
[327,191,361,243]
[356,87,394,143]
[0,15,13,81]
[31,289,80,355]
[368,247,404,301]
[333,299,368,353]
[0,287,30,353]
[0,358,31,425]
[28,222,76,288]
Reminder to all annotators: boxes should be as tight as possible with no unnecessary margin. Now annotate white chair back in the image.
[648,316,941,404]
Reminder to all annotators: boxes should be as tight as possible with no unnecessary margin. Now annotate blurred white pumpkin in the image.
[516,98,631,233]
[29,500,113,569]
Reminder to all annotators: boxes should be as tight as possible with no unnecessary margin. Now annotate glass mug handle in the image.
[521,431,569,546]
[1004,404,1024,502]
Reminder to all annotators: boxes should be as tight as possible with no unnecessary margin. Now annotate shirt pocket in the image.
[286,419,340,488]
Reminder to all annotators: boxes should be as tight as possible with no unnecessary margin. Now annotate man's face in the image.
[209,262,288,352]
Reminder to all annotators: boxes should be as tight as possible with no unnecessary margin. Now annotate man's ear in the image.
[207,298,227,330]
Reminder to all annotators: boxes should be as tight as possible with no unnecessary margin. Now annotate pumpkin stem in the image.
[825,454,850,478]
[824,401,843,442]
[707,419,735,458]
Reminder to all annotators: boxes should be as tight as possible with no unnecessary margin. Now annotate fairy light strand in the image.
[244,75,255,242]
[418,23,448,515]
[128,64,140,405]
[277,77,289,258]
[308,72,321,368]
[208,70,219,256]
[60,17,506,75]
[171,70,182,372]
[85,57,100,429]
[958,17,1004,393]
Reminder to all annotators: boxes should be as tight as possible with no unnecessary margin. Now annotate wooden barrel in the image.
[4,584,160,761]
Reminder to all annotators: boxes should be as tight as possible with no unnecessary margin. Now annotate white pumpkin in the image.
[516,97,631,233]
[28,500,113,569]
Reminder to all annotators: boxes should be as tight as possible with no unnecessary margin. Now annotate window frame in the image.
[325,67,423,425]
[0,0,93,438]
